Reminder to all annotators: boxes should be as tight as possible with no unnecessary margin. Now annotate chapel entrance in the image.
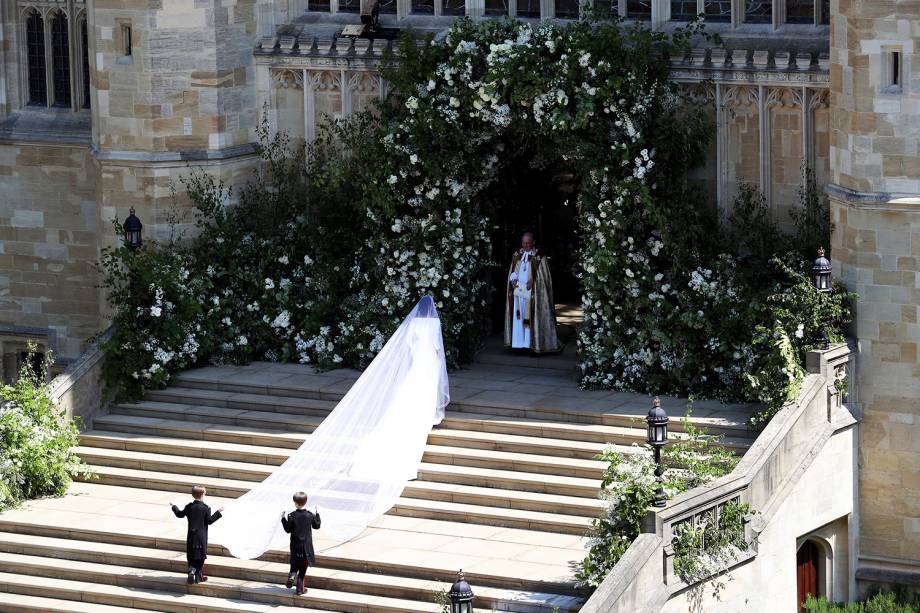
[796,540,821,611]
[485,157,582,335]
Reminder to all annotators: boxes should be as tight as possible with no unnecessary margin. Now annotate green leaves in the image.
[0,346,92,511]
[577,409,741,588]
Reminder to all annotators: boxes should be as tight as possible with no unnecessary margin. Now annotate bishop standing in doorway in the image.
[504,231,561,353]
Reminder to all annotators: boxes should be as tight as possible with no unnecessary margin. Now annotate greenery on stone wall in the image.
[0,347,93,510]
[98,16,851,429]
[576,410,747,588]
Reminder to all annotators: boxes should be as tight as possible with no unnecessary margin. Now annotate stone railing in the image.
[580,343,853,612]
[47,328,111,429]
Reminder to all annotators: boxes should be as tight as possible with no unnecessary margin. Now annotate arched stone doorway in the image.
[797,539,823,610]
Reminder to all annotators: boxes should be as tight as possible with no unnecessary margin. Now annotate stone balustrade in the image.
[47,328,111,430]
[581,343,855,612]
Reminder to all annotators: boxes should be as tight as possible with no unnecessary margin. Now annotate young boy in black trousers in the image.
[171,485,223,584]
[281,491,321,595]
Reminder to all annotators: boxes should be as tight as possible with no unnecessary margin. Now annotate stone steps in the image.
[0,593,145,613]
[0,571,321,613]
[0,505,582,596]
[89,413,612,480]
[0,532,579,612]
[80,431,602,498]
[112,400,631,460]
[78,463,595,534]
[0,551,500,613]
[169,374,757,439]
[77,444,603,516]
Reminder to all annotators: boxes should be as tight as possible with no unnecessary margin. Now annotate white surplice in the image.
[508,250,534,349]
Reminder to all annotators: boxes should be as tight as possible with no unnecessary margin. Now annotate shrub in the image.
[0,347,93,510]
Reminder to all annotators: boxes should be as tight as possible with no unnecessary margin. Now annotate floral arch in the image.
[102,16,849,423]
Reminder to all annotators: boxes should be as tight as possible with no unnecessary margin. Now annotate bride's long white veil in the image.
[211,296,450,560]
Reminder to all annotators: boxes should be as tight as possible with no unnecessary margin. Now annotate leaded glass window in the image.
[485,0,508,15]
[786,0,813,23]
[820,0,828,23]
[308,0,330,12]
[339,0,360,13]
[516,0,540,17]
[81,19,90,108]
[411,0,434,14]
[556,0,580,18]
[671,0,698,20]
[443,0,465,15]
[26,10,46,106]
[745,0,771,22]
[378,0,397,13]
[627,0,651,20]
[704,0,731,21]
[51,12,71,107]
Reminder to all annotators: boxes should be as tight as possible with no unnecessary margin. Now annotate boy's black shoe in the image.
[286,572,297,589]
[187,568,196,584]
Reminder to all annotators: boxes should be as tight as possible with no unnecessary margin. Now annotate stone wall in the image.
[0,139,102,362]
[90,0,259,154]
[828,0,920,592]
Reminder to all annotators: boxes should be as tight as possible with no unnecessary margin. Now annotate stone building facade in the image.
[0,0,917,599]
[827,0,920,593]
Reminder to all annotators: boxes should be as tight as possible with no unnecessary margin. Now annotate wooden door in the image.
[797,540,819,611]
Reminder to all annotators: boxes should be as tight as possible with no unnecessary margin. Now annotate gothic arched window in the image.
[25,9,46,106]
[81,18,91,108]
[50,11,71,107]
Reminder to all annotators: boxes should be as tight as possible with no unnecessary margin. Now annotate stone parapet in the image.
[583,344,858,610]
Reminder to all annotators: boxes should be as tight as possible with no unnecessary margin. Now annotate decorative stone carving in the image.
[721,85,760,108]
[272,69,304,89]
[766,87,803,109]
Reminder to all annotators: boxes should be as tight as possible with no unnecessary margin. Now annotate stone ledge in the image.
[91,143,260,164]
[827,183,920,210]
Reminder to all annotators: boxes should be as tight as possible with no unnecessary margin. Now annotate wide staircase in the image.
[0,340,756,612]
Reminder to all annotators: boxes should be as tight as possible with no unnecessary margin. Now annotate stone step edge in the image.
[0,592,144,613]
[120,402,620,459]
[0,531,584,612]
[0,571,323,613]
[90,415,610,479]
[75,448,604,515]
[0,517,580,595]
[0,556,477,613]
[164,380,756,436]
[79,431,603,498]
[79,466,595,534]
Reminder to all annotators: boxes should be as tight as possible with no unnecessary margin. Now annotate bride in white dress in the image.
[211,296,449,560]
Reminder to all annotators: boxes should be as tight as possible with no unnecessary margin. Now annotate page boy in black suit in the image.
[281,491,321,595]
[171,485,223,584]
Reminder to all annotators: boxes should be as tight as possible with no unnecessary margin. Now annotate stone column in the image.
[829,0,920,596]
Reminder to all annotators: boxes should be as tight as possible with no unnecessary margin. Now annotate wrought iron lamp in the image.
[123,207,143,250]
[646,397,669,508]
[812,247,832,349]
[448,570,474,613]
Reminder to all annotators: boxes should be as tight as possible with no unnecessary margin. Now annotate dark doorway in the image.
[796,540,820,611]
[485,155,581,334]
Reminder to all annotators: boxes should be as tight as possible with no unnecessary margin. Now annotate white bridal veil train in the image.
[210,296,450,560]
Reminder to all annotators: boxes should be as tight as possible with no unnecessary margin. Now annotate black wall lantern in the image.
[448,570,474,613]
[123,207,143,250]
[646,397,669,508]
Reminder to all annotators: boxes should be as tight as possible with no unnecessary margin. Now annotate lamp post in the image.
[123,207,143,250]
[646,397,669,508]
[812,247,832,349]
[448,570,474,613]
